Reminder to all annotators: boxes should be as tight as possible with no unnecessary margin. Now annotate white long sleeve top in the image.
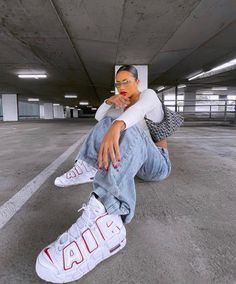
[95,88,164,139]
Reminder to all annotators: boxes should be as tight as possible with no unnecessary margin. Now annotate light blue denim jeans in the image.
[76,116,171,224]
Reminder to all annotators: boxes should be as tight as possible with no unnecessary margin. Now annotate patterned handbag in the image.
[144,101,184,142]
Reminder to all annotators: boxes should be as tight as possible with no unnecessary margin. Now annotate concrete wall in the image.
[18,101,40,118]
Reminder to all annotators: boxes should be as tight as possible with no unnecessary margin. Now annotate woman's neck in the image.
[129,91,141,104]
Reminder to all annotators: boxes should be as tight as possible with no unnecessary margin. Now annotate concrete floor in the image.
[0,119,236,284]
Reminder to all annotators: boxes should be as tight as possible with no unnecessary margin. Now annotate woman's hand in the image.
[98,121,125,170]
[155,139,168,149]
[106,95,131,109]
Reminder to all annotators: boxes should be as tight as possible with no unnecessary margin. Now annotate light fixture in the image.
[202,91,214,95]
[53,103,60,106]
[79,101,89,105]
[178,84,186,89]
[157,86,165,92]
[212,87,228,91]
[28,98,39,102]
[188,57,236,81]
[188,72,205,81]
[196,91,214,95]
[18,74,47,79]
[110,90,115,93]
[64,95,78,98]
[211,58,236,72]
[91,108,97,111]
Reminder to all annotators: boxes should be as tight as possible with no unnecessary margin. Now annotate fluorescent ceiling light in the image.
[211,58,236,72]
[79,101,89,105]
[110,90,115,93]
[64,95,78,98]
[188,58,236,81]
[202,91,214,95]
[188,72,204,81]
[91,108,97,111]
[157,86,165,91]
[196,91,214,95]
[18,74,47,79]
[53,103,60,106]
[212,87,228,91]
[178,84,186,89]
[28,98,39,102]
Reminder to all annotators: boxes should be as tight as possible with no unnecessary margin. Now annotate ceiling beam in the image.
[49,0,101,103]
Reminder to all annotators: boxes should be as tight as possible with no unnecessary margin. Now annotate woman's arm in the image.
[95,95,131,121]
[112,89,163,129]
[95,99,113,121]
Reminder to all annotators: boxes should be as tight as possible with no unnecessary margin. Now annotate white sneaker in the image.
[36,195,126,283]
[54,160,97,188]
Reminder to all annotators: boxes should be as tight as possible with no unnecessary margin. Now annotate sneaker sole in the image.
[54,177,94,188]
[36,238,126,283]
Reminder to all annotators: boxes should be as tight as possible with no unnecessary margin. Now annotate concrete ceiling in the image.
[0,0,236,107]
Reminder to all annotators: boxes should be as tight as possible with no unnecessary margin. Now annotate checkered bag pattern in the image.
[144,102,184,142]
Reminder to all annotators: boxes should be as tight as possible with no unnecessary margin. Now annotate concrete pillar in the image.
[183,87,196,114]
[219,95,227,116]
[43,103,53,119]
[39,105,44,119]
[53,105,64,118]
[73,109,78,118]
[65,106,71,118]
[115,65,148,94]
[234,105,236,123]
[2,94,18,121]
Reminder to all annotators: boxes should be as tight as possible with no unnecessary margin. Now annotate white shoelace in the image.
[66,161,96,178]
[56,203,100,252]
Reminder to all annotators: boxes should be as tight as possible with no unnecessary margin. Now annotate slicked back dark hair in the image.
[116,65,138,80]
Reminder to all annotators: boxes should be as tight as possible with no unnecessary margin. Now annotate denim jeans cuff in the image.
[92,187,130,217]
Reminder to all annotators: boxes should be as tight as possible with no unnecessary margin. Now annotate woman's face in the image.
[115,71,139,97]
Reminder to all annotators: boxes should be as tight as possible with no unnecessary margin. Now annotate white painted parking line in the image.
[0,134,87,230]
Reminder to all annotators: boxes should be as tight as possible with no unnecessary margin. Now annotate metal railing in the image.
[164,99,236,121]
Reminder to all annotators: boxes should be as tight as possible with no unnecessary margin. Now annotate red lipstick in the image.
[120,91,127,96]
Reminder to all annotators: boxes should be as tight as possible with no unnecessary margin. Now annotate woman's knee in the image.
[94,116,113,132]
[153,166,171,182]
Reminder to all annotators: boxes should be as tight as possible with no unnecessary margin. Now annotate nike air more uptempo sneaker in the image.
[54,160,97,188]
[36,195,126,283]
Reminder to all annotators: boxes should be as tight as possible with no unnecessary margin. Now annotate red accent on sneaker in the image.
[95,213,108,240]
[106,220,113,227]
[82,228,99,253]
[63,241,84,271]
[44,247,54,264]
